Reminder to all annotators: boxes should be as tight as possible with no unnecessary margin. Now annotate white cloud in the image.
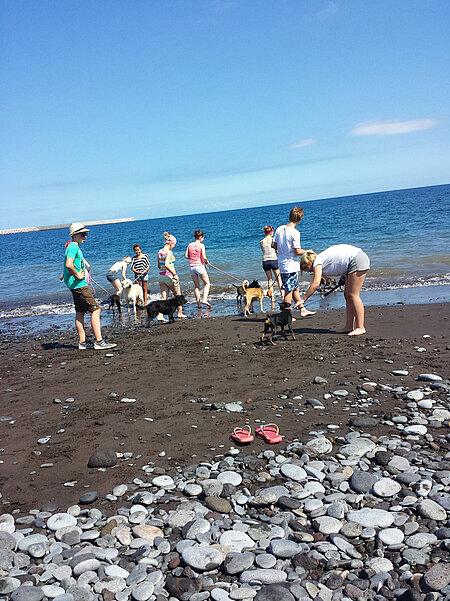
[350,118,437,136]
[289,138,318,149]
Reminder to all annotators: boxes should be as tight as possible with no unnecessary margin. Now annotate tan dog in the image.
[242,280,273,317]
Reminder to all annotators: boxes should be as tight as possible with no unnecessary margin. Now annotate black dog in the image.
[261,302,296,346]
[108,294,122,315]
[232,279,260,303]
[146,295,187,324]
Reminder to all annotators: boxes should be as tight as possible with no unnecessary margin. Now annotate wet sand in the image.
[0,303,448,514]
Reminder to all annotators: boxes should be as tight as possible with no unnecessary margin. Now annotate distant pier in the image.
[0,218,135,235]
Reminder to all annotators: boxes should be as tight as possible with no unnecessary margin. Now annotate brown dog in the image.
[242,280,272,317]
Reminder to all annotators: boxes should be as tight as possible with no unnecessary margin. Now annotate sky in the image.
[1,0,449,229]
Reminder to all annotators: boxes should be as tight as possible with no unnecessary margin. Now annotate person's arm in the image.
[84,259,91,272]
[201,243,208,265]
[142,255,150,274]
[299,265,323,305]
[185,245,190,260]
[65,256,84,280]
[121,263,128,279]
[271,241,277,251]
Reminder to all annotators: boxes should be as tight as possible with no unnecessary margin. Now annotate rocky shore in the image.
[0,303,449,600]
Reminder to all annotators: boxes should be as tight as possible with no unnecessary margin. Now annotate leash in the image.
[208,262,245,284]
[90,277,114,297]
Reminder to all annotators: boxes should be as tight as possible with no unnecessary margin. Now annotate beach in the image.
[1,302,448,513]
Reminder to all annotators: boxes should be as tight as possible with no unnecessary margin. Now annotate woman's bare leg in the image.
[265,270,275,308]
[170,283,187,318]
[339,270,367,336]
[112,279,122,295]
[200,272,211,308]
[142,281,148,305]
[191,274,201,307]
[274,269,285,299]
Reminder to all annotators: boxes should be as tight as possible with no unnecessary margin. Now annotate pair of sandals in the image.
[230,423,282,444]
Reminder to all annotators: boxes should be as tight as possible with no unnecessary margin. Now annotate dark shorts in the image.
[280,272,299,292]
[71,286,100,313]
[107,270,120,283]
[263,260,279,272]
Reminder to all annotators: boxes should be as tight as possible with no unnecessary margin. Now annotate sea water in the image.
[1,184,449,334]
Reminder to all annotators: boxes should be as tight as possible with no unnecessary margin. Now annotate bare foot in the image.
[336,328,351,334]
[177,313,187,319]
[202,301,212,308]
[300,308,316,317]
[348,327,366,336]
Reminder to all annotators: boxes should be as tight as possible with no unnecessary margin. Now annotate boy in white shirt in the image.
[272,207,315,317]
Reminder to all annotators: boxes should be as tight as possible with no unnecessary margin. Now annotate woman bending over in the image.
[298,244,370,336]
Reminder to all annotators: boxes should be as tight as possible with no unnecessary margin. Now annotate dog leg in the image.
[288,326,296,341]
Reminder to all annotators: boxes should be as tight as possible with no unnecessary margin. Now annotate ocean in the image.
[1,184,449,335]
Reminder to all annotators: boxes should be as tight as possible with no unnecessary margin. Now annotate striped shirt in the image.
[131,254,150,274]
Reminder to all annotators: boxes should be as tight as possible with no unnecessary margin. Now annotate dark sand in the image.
[0,303,448,514]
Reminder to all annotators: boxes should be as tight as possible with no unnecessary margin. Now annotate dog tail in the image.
[232,284,240,290]
[242,280,249,292]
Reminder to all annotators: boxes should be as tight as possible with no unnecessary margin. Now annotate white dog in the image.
[122,278,144,313]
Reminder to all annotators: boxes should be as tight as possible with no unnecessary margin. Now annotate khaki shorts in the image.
[71,286,100,313]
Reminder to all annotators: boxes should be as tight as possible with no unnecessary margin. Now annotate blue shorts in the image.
[134,274,149,282]
[280,272,299,292]
[263,260,279,272]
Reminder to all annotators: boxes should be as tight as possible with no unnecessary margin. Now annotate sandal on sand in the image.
[230,425,254,444]
[256,423,283,444]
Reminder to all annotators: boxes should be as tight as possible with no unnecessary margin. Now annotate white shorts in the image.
[190,265,207,276]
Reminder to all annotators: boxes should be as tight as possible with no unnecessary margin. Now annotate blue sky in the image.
[1,0,449,228]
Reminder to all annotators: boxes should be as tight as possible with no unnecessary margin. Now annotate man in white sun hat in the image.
[64,223,117,350]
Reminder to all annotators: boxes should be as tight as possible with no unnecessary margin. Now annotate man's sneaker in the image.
[94,339,117,350]
[78,341,94,350]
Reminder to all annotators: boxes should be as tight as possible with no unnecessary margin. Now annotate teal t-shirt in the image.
[64,242,87,290]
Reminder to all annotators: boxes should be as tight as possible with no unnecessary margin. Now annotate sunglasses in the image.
[81,233,88,237]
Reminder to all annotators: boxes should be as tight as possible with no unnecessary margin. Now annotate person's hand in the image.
[78,270,85,279]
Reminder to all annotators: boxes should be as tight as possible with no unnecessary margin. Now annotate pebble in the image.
[2,403,449,601]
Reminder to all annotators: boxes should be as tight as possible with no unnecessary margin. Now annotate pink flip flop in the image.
[255,423,283,444]
[230,425,254,444]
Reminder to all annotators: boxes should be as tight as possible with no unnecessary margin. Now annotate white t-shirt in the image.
[273,225,301,273]
[313,244,361,277]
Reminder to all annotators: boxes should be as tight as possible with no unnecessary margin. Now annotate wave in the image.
[0,275,449,321]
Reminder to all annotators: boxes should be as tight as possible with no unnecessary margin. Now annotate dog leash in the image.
[90,277,114,297]
[208,263,244,284]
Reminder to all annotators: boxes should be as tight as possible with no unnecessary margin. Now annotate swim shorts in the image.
[71,286,99,313]
[280,272,299,292]
[190,265,207,276]
[263,259,279,272]
[158,274,178,288]
[134,273,149,282]
[107,270,120,283]
[348,250,370,274]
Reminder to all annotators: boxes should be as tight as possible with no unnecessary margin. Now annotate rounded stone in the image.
[348,508,394,528]
[201,479,223,497]
[417,399,433,410]
[184,484,203,497]
[47,514,77,531]
[79,491,98,505]
[112,484,127,497]
[417,373,442,381]
[366,557,394,572]
[350,470,377,493]
[240,569,287,585]
[403,425,427,436]
[306,437,333,454]
[406,390,424,401]
[280,463,307,482]
[217,471,242,486]
[373,478,402,498]
[152,475,174,488]
[204,497,232,514]
[254,584,294,601]
[224,551,255,574]
[10,587,45,601]
[423,563,450,591]
[219,531,255,552]
[18,534,48,551]
[87,449,117,468]
[132,525,164,541]
[131,581,155,601]
[313,516,342,534]
[0,577,21,594]
[255,553,276,569]
[182,544,224,571]
[378,528,404,545]
[269,539,300,558]
[418,499,447,521]
[0,532,17,550]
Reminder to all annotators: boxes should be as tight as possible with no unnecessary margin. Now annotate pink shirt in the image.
[187,242,204,266]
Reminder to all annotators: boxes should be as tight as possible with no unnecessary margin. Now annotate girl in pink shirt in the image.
[185,230,211,308]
